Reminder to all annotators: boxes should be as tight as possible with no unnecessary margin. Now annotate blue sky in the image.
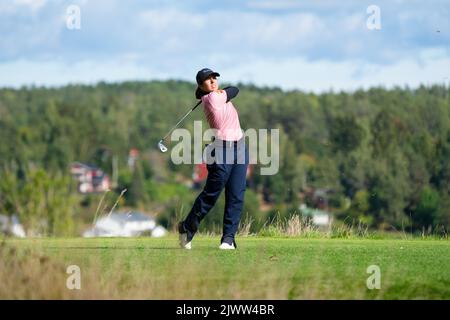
[0,0,449,92]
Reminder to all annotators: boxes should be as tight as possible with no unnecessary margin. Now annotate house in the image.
[192,163,208,189]
[0,214,26,237]
[70,162,111,194]
[299,203,333,227]
[128,148,139,169]
[83,210,167,238]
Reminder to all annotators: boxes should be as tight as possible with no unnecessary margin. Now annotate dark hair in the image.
[195,87,207,99]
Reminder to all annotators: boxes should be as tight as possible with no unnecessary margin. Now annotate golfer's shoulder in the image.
[201,90,226,106]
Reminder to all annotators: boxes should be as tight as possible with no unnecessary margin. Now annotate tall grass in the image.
[0,239,297,299]
[170,213,378,239]
[254,213,449,239]
[0,239,369,299]
[2,236,449,299]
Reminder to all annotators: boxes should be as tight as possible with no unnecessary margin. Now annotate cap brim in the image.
[205,71,220,79]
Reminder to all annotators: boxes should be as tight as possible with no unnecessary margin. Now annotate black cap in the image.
[196,68,220,85]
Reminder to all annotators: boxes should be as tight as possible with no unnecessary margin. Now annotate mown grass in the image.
[1,236,449,299]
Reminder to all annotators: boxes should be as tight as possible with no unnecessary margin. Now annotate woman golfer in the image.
[178,68,249,250]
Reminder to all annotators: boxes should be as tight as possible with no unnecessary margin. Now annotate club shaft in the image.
[161,100,202,140]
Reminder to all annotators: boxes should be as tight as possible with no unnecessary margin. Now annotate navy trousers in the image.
[181,138,249,245]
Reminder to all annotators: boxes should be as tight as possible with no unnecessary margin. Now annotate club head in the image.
[158,140,168,153]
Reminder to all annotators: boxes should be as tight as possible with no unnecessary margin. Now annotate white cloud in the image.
[136,9,329,58]
[218,47,450,92]
[1,47,448,93]
[12,0,47,13]
[139,9,205,31]
[0,58,161,88]
[247,0,306,10]
[0,1,449,90]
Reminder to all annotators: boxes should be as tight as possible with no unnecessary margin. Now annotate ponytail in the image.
[195,87,207,99]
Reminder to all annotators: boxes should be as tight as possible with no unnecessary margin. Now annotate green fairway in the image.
[2,236,449,299]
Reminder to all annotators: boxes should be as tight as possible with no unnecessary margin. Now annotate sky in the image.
[0,0,449,92]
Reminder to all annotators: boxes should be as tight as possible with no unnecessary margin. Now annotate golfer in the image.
[178,68,249,250]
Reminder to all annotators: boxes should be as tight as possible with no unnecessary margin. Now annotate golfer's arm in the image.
[223,86,239,102]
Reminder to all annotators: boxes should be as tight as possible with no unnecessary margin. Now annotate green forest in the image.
[0,81,449,236]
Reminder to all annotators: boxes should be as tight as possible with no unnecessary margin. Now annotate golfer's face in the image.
[201,76,218,92]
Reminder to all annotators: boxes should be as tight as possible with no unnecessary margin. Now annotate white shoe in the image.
[219,242,235,250]
[179,233,192,250]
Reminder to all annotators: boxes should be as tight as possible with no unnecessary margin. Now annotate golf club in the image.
[157,99,202,152]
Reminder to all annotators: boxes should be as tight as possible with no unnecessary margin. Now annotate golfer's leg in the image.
[183,162,230,241]
[222,149,249,245]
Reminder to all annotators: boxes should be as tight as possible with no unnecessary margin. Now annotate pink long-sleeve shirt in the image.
[201,90,244,141]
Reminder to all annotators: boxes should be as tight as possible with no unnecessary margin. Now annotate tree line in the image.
[0,81,449,235]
